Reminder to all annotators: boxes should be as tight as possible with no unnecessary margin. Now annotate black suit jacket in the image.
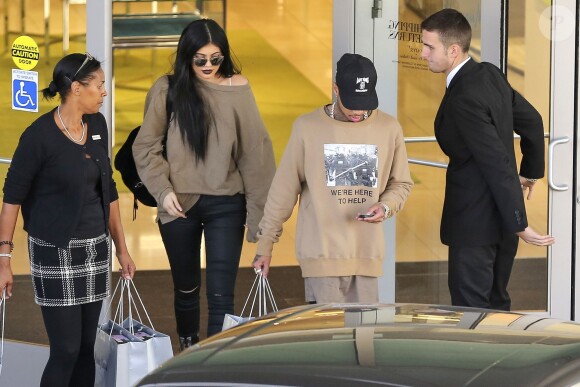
[435,59,545,247]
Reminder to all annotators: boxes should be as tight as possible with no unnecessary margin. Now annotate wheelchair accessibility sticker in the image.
[12,69,38,112]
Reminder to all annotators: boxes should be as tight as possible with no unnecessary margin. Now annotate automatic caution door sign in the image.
[12,69,38,112]
[12,36,39,70]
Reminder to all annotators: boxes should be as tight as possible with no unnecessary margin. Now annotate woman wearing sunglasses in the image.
[133,19,275,350]
[0,53,136,386]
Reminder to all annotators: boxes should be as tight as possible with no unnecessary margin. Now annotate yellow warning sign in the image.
[12,36,39,70]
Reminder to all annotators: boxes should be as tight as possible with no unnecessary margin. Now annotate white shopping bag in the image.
[222,272,278,331]
[222,315,254,331]
[121,318,173,371]
[120,278,173,371]
[94,320,148,387]
[95,278,174,386]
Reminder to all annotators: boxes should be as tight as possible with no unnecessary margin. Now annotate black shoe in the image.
[179,335,199,351]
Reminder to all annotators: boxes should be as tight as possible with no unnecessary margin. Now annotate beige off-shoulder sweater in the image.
[133,75,276,242]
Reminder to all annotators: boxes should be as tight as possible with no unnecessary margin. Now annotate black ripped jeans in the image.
[158,194,246,338]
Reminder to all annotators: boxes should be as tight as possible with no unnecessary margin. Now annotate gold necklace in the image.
[57,105,86,143]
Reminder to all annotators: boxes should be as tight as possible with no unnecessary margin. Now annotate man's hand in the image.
[519,176,537,200]
[252,254,272,277]
[355,203,389,223]
[517,226,555,246]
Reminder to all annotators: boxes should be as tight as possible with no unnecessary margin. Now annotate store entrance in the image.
[335,0,577,319]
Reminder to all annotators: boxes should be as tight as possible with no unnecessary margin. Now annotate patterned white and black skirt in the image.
[28,234,111,307]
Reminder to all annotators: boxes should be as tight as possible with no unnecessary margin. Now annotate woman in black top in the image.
[0,53,136,387]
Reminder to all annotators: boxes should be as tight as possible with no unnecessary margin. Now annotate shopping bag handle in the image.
[104,277,155,337]
[0,288,6,376]
[100,277,126,337]
[123,278,155,332]
[241,273,278,318]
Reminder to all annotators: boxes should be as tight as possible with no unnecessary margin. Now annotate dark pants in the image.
[40,300,103,387]
[448,233,518,310]
[158,194,246,338]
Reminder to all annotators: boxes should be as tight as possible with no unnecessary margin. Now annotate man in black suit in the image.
[420,8,555,310]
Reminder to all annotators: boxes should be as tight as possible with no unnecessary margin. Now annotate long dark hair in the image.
[41,52,101,102]
[171,19,241,162]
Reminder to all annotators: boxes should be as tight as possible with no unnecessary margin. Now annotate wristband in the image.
[0,241,14,253]
[525,178,538,183]
[0,253,11,258]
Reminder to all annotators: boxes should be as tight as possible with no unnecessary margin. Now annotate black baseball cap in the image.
[335,53,378,110]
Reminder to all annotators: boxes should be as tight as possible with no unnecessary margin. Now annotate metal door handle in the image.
[548,136,569,191]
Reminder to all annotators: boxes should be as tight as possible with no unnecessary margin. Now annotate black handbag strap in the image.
[130,75,174,220]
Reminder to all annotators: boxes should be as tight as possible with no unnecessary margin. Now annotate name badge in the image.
[92,135,101,140]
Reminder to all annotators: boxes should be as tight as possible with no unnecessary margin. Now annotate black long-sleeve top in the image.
[3,108,118,248]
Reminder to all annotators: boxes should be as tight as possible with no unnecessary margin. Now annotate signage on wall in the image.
[388,2,481,72]
[11,36,39,112]
[11,35,39,70]
[386,19,426,71]
[12,69,38,112]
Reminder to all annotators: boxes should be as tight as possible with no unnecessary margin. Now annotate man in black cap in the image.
[252,53,413,304]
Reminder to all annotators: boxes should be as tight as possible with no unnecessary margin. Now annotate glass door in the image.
[385,0,502,308]
[335,0,577,318]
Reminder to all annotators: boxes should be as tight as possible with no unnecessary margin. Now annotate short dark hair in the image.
[421,8,471,53]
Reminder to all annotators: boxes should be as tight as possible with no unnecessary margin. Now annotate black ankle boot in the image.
[179,335,199,351]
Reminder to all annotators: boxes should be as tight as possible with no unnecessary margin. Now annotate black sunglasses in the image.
[72,52,94,80]
[193,56,225,67]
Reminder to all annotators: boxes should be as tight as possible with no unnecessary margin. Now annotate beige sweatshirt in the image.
[133,75,276,242]
[256,107,413,277]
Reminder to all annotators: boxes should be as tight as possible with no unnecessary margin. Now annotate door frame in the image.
[550,0,577,320]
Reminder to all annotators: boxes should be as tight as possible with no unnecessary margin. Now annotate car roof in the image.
[138,303,580,386]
